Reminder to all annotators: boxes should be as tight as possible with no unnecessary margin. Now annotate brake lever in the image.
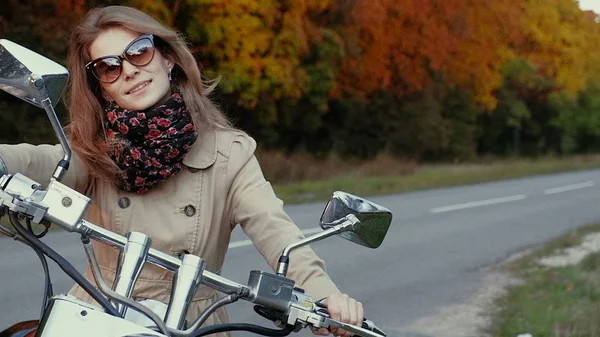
[313,301,386,337]
[322,317,386,337]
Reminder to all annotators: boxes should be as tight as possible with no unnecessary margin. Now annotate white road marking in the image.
[228,227,324,249]
[544,181,595,195]
[430,194,527,213]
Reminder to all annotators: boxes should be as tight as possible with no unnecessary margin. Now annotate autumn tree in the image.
[478,0,600,156]
[2,0,600,161]
[335,0,522,109]
[159,0,347,150]
[516,0,592,97]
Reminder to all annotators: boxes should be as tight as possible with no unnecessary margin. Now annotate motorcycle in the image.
[0,39,393,337]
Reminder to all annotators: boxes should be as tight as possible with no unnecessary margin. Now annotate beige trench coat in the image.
[0,128,340,335]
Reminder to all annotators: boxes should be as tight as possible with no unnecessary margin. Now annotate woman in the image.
[0,5,362,337]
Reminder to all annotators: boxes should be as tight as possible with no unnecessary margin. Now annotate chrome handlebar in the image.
[0,173,252,297]
[0,172,384,337]
[78,219,252,298]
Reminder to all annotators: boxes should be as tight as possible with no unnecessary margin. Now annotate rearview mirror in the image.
[0,39,72,181]
[276,191,393,277]
[320,191,392,248]
[0,39,68,108]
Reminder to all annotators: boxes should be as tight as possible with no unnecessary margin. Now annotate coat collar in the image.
[182,129,217,169]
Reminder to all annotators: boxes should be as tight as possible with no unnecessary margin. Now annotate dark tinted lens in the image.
[125,38,155,66]
[93,57,121,83]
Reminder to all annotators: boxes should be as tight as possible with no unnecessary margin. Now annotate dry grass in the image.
[256,151,600,203]
[256,150,418,184]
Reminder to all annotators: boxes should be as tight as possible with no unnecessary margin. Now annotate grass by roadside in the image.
[267,154,600,204]
[485,223,600,337]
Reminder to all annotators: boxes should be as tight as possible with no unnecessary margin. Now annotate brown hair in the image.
[65,5,232,183]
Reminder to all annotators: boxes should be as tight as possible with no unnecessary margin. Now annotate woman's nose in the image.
[121,60,140,80]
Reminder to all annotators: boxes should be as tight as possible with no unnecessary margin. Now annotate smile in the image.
[127,81,151,94]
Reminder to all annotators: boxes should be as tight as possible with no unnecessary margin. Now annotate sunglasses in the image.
[85,34,156,83]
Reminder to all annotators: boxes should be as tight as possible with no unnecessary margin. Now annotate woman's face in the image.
[88,27,173,111]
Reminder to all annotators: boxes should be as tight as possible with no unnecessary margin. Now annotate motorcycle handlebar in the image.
[77,220,253,299]
[77,221,385,337]
[0,173,385,337]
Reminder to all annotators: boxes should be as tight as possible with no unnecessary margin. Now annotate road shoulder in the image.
[399,223,600,337]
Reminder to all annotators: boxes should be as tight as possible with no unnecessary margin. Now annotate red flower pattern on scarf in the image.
[104,92,198,194]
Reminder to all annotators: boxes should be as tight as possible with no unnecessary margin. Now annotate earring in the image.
[168,69,172,81]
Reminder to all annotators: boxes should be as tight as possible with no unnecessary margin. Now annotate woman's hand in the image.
[312,293,364,336]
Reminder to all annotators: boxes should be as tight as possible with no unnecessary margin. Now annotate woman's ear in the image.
[164,58,174,72]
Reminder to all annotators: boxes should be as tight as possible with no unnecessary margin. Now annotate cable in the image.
[1,216,53,319]
[26,217,50,238]
[190,323,294,337]
[30,242,53,319]
[170,294,240,337]
[81,236,171,336]
[9,212,120,316]
[21,218,54,318]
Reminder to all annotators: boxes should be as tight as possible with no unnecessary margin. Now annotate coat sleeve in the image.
[0,143,89,193]
[225,133,341,301]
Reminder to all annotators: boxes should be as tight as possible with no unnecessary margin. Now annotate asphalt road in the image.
[2,169,600,336]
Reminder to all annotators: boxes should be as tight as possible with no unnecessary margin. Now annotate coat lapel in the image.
[182,129,217,169]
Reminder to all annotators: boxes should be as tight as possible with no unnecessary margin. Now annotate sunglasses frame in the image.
[85,34,156,83]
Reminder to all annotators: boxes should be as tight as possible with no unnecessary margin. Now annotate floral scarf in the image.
[104,92,198,194]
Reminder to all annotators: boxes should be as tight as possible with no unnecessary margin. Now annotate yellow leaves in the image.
[195,0,277,53]
[186,0,341,109]
[518,0,595,97]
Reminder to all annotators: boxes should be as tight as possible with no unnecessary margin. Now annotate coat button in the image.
[118,197,130,209]
[188,167,200,173]
[183,205,196,217]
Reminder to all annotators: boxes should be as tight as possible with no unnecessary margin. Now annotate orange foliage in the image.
[336,0,524,110]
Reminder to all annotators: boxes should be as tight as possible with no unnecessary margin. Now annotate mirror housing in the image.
[276,191,392,277]
[320,191,392,249]
[0,39,68,108]
[0,39,72,181]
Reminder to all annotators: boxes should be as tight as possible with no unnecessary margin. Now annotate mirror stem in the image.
[33,76,72,181]
[276,214,360,277]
